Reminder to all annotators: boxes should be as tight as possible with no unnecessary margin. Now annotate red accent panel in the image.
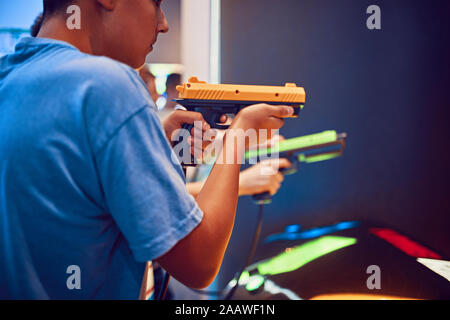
[369,228,442,259]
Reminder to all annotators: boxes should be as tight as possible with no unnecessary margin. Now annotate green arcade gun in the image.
[245,130,347,204]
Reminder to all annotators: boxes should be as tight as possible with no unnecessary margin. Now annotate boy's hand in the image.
[162,110,208,143]
[239,158,292,196]
[230,104,294,144]
[247,133,285,151]
[162,110,227,153]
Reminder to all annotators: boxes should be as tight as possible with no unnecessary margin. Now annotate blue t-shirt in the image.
[0,37,203,299]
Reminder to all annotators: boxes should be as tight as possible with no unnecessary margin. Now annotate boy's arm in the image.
[156,104,294,288]
[186,181,204,197]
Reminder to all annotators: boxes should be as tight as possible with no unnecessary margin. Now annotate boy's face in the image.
[100,0,169,68]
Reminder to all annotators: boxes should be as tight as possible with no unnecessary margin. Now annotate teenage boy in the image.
[0,0,294,299]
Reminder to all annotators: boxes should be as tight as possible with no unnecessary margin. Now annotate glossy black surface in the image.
[232,223,450,300]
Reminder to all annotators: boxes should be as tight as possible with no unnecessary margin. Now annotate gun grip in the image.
[251,156,299,205]
[172,123,197,167]
[181,123,194,133]
[252,192,272,205]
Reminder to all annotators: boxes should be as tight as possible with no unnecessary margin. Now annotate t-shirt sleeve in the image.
[94,105,204,262]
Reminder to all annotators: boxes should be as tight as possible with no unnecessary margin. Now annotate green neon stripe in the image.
[256,236,357,276]
[245,130,337,159]
[299,152,341,163]
[245,275,265,292]
[237,270,250,285]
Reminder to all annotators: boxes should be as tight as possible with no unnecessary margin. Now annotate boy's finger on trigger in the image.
[219,114,228,123]
[266,104,294,118]
[279,158,292,168]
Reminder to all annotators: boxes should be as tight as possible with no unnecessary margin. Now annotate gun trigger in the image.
[209,113,229,130]
[280,155,299,175]
[212,123,229,130]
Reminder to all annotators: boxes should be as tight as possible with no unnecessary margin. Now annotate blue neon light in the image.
[265,221,360,243]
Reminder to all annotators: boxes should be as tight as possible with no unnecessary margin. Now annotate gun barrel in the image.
[176,77,306,103]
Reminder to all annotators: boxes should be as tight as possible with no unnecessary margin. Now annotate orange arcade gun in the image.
[175,77,306,130]
[173,77,306,166]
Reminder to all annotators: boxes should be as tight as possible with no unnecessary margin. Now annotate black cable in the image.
[224,203,264,300]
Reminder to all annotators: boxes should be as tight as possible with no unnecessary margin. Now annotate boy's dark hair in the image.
[43,0,74,17]
[166,73,182,91]
[30,13,44,37]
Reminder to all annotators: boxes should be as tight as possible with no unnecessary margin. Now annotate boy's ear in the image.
[95,0,117,11]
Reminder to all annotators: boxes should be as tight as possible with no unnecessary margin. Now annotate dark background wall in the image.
[217,0,450,286]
